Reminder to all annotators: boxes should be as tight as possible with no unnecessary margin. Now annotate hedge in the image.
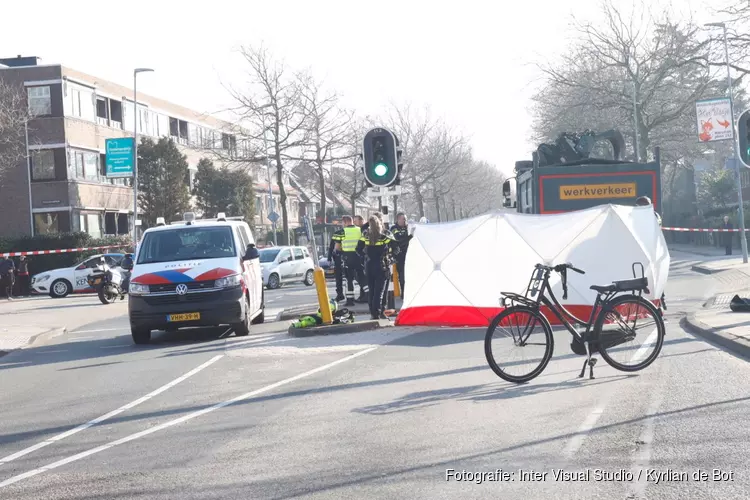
[0,233,133,276]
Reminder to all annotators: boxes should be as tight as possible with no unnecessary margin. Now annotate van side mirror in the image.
[243,244,259,261]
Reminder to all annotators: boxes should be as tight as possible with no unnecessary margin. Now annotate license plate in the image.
[166,312,200,322]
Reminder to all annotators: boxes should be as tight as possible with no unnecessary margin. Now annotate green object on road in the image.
[291,307,355,329]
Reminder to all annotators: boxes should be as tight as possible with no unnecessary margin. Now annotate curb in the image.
[0,325,67,357]
[288,319,391,337]
[277,303,375,321]
[682,314,750,360]
[690,264,719,275]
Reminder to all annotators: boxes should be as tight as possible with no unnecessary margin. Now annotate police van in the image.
[127,212,264,344]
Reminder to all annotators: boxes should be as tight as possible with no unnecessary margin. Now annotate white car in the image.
[259,246,315,289]
[31,253,125,298]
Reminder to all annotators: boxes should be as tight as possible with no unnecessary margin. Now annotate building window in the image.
[256,196,263,213]
[31,150,55,181]
[78,212,102,238]
[28,86,51,116]
[69,149,100,182]
[34,212,59,234]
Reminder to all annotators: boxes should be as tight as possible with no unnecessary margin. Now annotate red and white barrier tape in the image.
[0,245,128,258]
[662,227,750,232]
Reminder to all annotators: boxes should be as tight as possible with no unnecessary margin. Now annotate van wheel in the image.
[303,269,314,286]
[131,327,151,344]
[234,297,250,336]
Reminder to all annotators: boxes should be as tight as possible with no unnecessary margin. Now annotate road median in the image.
[683,311,750,360]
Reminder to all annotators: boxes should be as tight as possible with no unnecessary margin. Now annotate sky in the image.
[0,0,716,178]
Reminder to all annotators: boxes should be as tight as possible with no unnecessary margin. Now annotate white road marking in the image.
[68,336,95,342]
[0,355,224,467]
[562,403,607,459]
[628,389,663,499]
[0,347,377,489]
[68,328,127,334]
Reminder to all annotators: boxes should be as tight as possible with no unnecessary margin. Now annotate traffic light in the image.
[739,109,750,168]
[363,128,399,187]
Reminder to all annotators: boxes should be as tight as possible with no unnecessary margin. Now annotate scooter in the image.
[87,257,130,304]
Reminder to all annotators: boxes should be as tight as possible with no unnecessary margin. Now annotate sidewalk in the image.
[685,302,750,359]
[0,295,127,355]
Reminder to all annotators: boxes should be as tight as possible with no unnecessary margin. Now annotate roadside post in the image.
[392,263,401,297]
[305,216,332,324]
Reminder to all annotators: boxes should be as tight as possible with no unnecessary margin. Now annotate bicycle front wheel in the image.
[593,294,665,372]
[484,306,554,384]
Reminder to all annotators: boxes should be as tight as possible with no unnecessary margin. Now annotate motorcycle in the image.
[87,257,130,304]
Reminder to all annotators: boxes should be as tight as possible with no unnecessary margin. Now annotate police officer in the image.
[327,226,345,302]
[331,215,367,306]
[357,215,399,319]
[390,212,411,297]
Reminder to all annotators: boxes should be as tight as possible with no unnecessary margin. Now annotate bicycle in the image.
[484,262,666,383]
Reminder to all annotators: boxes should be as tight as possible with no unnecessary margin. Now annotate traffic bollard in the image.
[313,267,332,324]
[392,263,401,297]
[387,290,395,310]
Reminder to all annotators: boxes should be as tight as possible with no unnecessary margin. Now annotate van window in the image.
[293,248,304,260]
[238,225,254,246]
[235,226,249,251]
[137,226,236,264]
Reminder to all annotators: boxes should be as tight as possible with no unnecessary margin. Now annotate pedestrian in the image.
[357,215,399,319]
[0,256,15,300]
[722,215,733,255]
[16,255,30,297]
[331,215,368,306]
[390,212,412,297]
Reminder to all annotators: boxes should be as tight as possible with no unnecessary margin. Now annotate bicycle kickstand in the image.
[578,341,597,380]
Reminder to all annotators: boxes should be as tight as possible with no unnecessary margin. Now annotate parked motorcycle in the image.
[87,256,131,304]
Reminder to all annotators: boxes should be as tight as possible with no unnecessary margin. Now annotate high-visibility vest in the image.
[342,226,361,252]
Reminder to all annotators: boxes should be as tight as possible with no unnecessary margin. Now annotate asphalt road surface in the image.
[0,250,748,499]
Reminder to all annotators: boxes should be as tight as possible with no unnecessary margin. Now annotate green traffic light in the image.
[374,163,389,177]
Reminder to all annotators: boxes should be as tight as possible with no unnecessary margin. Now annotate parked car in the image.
[31,253,125,298]
[259,246,315,289]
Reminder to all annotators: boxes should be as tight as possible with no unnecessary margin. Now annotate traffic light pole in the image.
[718,23,749,263]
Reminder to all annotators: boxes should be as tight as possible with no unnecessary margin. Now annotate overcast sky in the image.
[1,0,714,177]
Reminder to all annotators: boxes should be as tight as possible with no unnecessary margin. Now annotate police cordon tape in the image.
[0,245,129,258]
[662,227,750,232]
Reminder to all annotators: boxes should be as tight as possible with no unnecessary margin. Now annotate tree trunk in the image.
[433,186,442,223]
[317,164,326,223]
[415,189,425,218]
[275,147,289,245]
[451,199,457,221]
[393,195,398,217]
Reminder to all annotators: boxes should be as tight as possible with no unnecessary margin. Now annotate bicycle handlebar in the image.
[536,263,586,275]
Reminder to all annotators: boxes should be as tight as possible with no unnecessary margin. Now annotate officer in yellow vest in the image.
[331,215,368,306]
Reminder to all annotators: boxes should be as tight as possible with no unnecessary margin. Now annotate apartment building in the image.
[0,55,301,239]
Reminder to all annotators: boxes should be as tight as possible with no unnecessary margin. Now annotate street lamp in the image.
[705,22,748,263]
[132,67,154,247]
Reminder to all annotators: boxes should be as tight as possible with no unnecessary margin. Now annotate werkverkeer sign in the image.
[105,137,135,178]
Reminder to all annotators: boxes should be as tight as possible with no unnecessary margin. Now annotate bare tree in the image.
[297,74,355,221]
[532,0,715,163]
[0,80,29,185]
[225,45,308,242]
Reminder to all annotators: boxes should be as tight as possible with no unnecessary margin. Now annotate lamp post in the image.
[132,67,154,247]
[706,22,748,263]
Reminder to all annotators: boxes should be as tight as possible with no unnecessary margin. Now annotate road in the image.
[0,250,748,499]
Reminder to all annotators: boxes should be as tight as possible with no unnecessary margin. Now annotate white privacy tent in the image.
[395,205,669,327]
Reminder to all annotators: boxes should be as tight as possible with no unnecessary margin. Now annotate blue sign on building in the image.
[105,138,135,178]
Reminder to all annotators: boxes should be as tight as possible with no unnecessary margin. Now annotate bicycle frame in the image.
[531,269,618,343]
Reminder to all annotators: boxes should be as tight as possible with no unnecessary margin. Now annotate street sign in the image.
[367,185,402,197]
[385,185,402,196]
[696,98,733,142]
[268,211,280,223]
[105,138,135,177]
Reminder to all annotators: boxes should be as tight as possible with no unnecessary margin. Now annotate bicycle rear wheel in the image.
[484,306,554,383]
[593,294,665,372]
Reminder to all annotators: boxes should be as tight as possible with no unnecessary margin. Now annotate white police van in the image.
[127,212,264,344]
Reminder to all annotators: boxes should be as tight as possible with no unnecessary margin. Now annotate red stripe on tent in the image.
[395,302,661,328]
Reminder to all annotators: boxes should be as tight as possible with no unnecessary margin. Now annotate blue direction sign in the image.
[105,138,135,178]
